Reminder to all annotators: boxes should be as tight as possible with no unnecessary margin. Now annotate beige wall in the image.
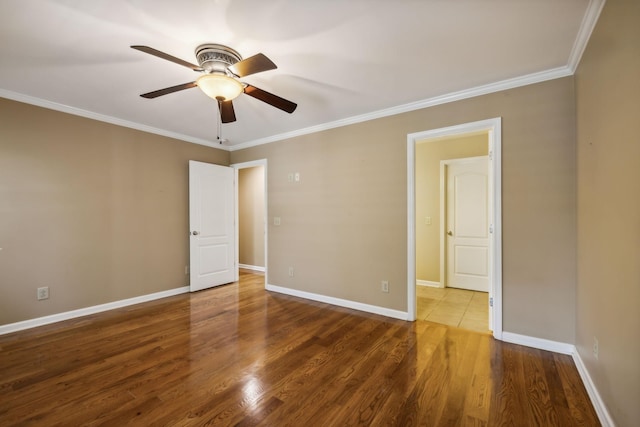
[0,6,634,420]
[575,0,640,425]
[238,166,265,268]
[415,133,488,283]
[0,98,228,325]
[231,76,577,342]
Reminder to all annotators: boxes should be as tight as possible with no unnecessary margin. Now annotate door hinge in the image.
[489,297,494,307]
[489,224,494,234]
[489,150,493,160]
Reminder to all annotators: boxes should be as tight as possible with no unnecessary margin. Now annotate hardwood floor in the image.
[0,271,599,426]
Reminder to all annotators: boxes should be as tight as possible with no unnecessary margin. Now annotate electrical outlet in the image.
[274,217,281,226]
[37,287,49,300]
[381,280,389,293]
[287,173,294,182]
[288,267,294,277]
[593,336,599,360]
[294,172,300,182]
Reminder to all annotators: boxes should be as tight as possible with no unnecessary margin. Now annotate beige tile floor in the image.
[417,285,489,333]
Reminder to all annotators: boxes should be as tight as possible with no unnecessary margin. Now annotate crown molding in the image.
[0,88,223,149]
[0,65,574,154]
[567,0,606,72]
[230,65,572,151]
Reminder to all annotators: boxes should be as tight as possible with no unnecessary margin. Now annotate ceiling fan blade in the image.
[140,82,197,99]
[131,45,203,72]
[218,100,237,123]
[243,85,297,113]
[228,53,277,77]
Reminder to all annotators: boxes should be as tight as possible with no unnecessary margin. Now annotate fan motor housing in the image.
[196,44,242,74]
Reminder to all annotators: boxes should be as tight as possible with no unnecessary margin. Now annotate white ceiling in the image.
[0,0,601,150]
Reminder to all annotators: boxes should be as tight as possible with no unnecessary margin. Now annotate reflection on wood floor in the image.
[0,270,599,426]
[417,285,489,332]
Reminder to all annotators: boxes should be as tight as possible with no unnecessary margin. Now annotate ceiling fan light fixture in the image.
[196,74,243,101]
[132,44,297,123]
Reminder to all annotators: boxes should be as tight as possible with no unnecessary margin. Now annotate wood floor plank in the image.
[0,271,600,426]
[461,333,493,425]
[540,350,577,426]
[553,352,601,425]
[489,343,527,426]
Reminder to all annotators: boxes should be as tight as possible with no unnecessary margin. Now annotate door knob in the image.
[447,230,453,236]
[192,231,199,236]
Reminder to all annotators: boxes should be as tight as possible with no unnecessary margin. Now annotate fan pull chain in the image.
[216,104,223,144]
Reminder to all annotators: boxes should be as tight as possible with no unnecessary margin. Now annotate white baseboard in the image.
[238,264,266,272]
[265,283,408,320]
[417,280,442,288]
[501,331,574,354]
[572,349,615,427]
[0,286,190,335]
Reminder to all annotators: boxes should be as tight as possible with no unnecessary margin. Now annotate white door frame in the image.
[231,159,268,286]
[407,118,502,339]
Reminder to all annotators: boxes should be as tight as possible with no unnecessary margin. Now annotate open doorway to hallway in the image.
[415,133,489,332]
[234,160,268,283]
[407,118,502,338]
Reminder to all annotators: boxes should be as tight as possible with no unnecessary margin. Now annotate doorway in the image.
[407,118,502,339]
[232,160,268,284]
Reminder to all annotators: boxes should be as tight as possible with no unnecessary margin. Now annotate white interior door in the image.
[189,161,236,292]
[446,157,489,292]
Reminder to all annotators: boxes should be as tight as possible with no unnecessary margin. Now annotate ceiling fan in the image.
[131,44,297,124]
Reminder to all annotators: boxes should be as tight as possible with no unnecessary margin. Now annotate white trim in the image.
[567,0,606,72]
[239,264,266,272]
[572,349,616,427]
[230,159,268,169]
[1,66,568,154]
[0,65,570,153]
[231,68,569,151]
[416,280,441,288]
[231,159,269,286]
[0,286,189,335]
[233,166,240,283]
[407,137,417,321]
[408,118,502,339]
[490,123,503,339]
[439,160,446,289]
[501,332,574,355]
[266,283,408,321]
[0,88,221,149]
